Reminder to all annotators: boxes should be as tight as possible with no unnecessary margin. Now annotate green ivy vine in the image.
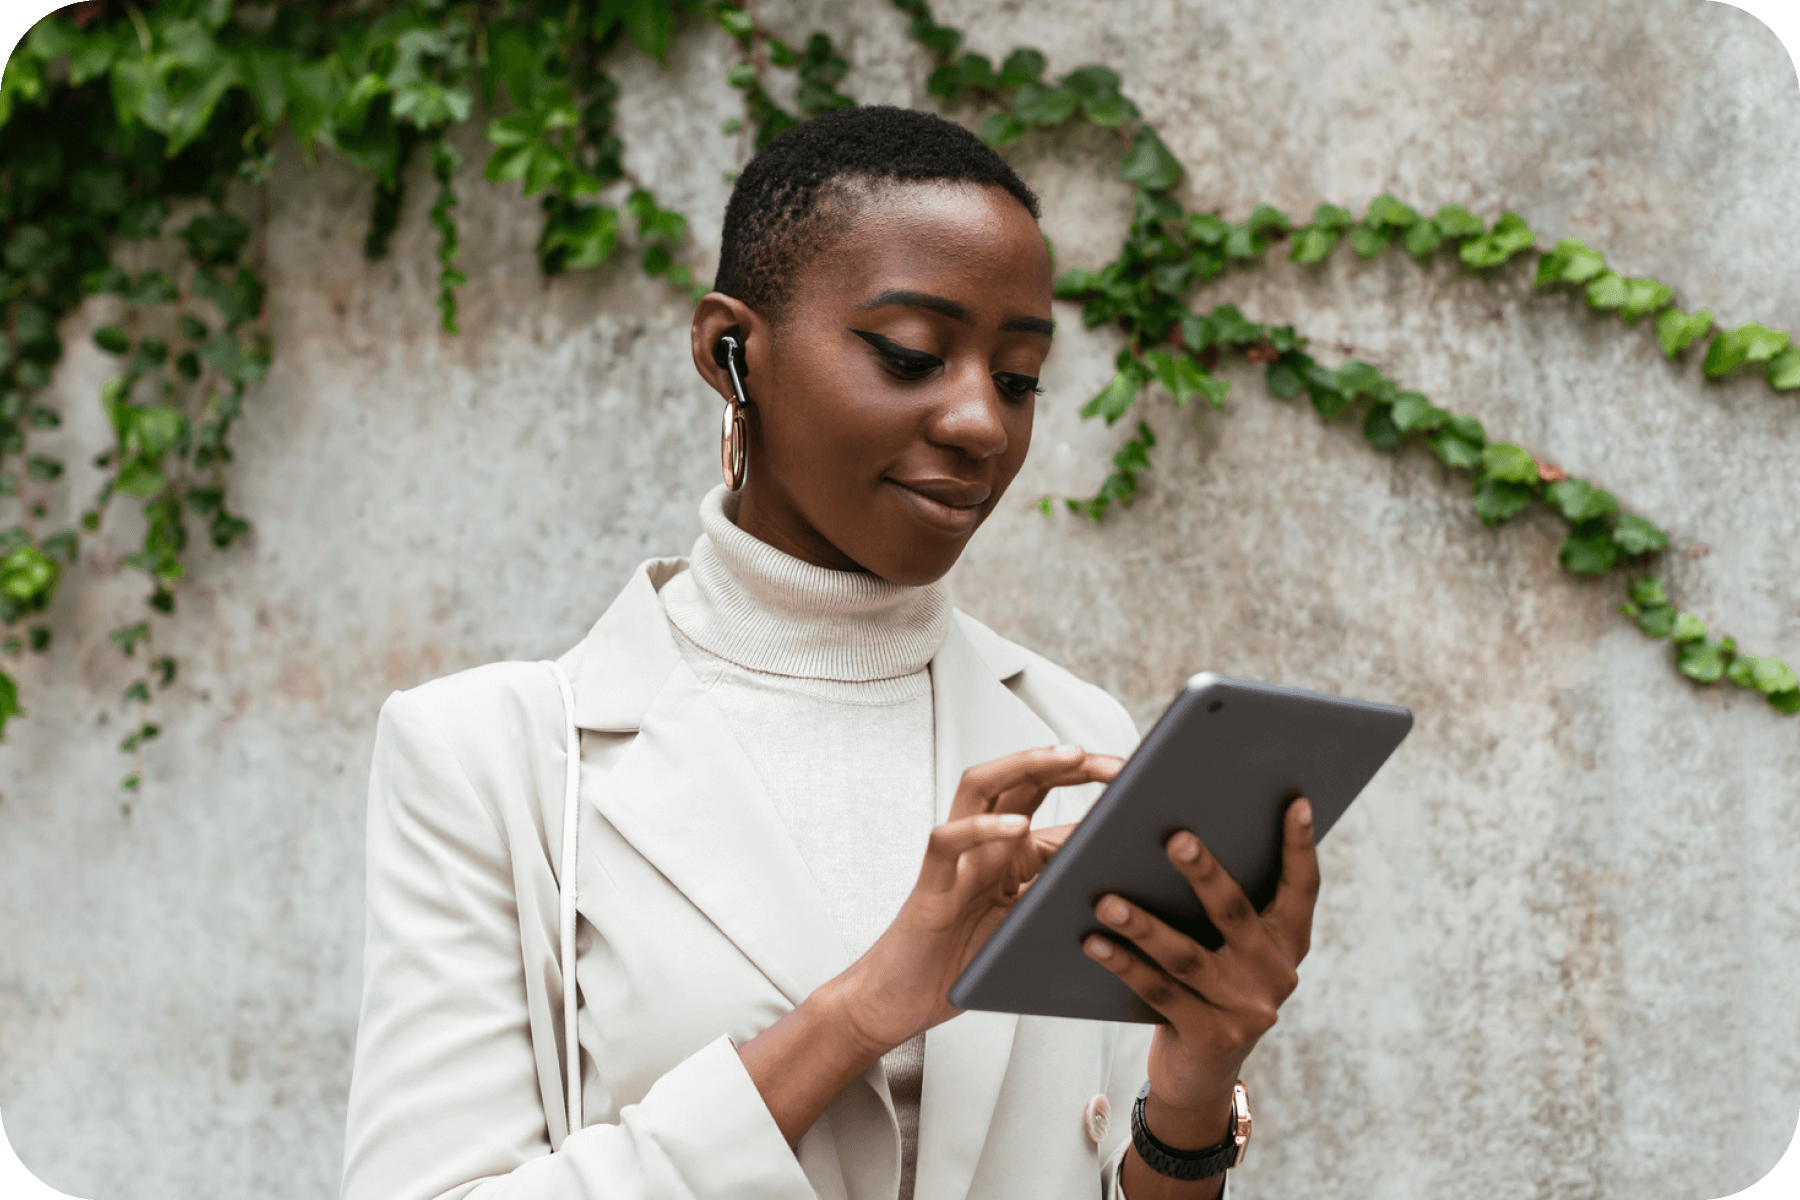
[0,0,1792,793]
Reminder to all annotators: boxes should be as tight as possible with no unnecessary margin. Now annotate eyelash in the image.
[853,331,1043,401]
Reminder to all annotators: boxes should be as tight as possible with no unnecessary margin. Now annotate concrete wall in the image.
[3,1,1797,1197]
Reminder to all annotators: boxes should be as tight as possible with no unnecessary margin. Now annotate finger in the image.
[1081,933,1211,1027]
[1164,829,1260,943]
[1261,797,1320,963]
[918,813,1030,891]
[1028,822,1077,858]
[987,753,1123,817]
[950,747,1120,820]
[1092,893,1227,1002]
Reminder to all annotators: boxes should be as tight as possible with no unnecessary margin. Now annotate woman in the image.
[342,105,1317,1200]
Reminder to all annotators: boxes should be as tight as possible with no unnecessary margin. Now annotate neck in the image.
[734,479,868,574]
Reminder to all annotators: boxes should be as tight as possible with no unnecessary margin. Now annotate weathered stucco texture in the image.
[3,1,1797,1197]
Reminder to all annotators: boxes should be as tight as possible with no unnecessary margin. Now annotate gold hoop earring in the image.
[720,398,748,490]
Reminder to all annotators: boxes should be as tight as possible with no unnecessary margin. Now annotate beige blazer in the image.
[342,557,1155,1200]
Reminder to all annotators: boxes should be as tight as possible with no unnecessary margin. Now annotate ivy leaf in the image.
[541,203,620,271]
[1772,689,1800,716]
[1459,212,1535,269]
[1613,514,1668,555]
[1329,362,1382,398]
[1223,225,1264,259]
[1364,194,1417,230]
[95,326,131,355]
[1080,366,1142,426]
[1119,126,1182,192]
[715,7,754,39]
[1769,347,1800,391]
[1349,225,1388,259]
[999,49,1047,86]
[1703,323,1791,378]
[976,111,1025,146]
[1184,213,1230,247]
[119,198,171,239]
[605,0,677,63]
[1629,577,1667,608]
[1617,278,1674,323]
[1363,404,1402,448]
[1472,478,1533,524]
[110,622,151,657]
[1634,603,1677,638]
[124,270,180,306]
[1745,658,1800,696]
[1534,239,1607,287]
[1080,92,1138,127]
[1560,522,1618,574]
[1391,391,1449,433]
[0,670,17,738]
[1059,65,1122,101]
[1246,204,1291,234]
[0,544,57,606]
[1430,433,1484,469]
[1432,205,1486,238]
[1676,638,1726,684]
[1014,81,1077,126]
[1671,612,1707,643]
[179,212,250,266]
[1543,477,1618,523]
[1144,349,1226,409]
[192,268,266,330]
[1402,220,1444,257]
[242,48,289,127]
[1478,442,1538,485]
[1584,270,1628,310]
[1655,307,1712,358]
[1288,225,1339,264]
[1263,358,1302,399]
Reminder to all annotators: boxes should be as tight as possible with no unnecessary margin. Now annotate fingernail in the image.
[1101,897,1129,925]
[1085,937,1114,960]
[1054,743,1082,755]
[1295,799,1313,827]
[998,813,1029,832]
[1171,833,1200,862]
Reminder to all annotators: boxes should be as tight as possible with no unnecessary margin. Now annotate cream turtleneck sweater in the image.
[658,485,948,1200]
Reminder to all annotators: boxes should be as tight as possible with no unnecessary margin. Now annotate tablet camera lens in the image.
[1208,700,1224,713]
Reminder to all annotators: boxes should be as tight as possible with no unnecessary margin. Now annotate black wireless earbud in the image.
[714,333,751,409]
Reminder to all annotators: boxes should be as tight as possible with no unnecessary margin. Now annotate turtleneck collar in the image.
[659,485,952,682]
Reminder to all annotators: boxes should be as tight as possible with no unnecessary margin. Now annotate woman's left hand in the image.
[1082,797,1319,1144]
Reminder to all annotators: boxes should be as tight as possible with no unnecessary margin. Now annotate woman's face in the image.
[691,181,1053,586]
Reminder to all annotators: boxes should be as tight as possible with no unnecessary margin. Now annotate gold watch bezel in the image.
[1230,1079,1252,1168]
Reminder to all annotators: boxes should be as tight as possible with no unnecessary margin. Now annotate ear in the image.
[691,293,768,406]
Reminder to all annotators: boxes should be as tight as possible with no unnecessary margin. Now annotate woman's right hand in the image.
[830,744,1123,1056]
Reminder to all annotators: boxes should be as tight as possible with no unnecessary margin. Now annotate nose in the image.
[926,364,1011,461]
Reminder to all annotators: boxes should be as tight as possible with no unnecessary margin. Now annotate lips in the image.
[885,476,990,535]
[888,477,991,508]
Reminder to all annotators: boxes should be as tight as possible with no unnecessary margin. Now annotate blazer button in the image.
[1083,1093,1111,1145]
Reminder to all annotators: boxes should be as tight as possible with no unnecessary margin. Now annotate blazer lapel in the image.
[561,558,847,1009]
[914,614,1062,1200]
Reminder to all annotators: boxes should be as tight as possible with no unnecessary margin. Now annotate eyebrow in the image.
[860,288,1054,337]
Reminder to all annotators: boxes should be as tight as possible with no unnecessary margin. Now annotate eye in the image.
[993,372,1043,401]
[850,329,941,381]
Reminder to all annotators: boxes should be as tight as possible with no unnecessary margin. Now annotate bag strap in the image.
[542,659,584,1141]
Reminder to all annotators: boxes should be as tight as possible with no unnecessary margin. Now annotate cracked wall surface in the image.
[2,1,1797,1197]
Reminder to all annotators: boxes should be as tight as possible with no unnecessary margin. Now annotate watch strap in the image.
[1129,1081,1240,1181]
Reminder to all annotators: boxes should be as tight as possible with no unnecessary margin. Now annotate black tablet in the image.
[949,673,1413,1023]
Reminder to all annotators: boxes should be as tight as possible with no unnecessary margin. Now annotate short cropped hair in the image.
[713,106,1041,324]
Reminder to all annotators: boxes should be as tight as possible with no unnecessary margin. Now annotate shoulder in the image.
[954,610,1142,758]
[371,660,568,836]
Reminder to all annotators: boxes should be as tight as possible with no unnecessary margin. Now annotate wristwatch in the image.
[1128,1079,1252,1180]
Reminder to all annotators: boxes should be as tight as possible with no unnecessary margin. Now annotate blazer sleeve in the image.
[342,687,816,1200]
